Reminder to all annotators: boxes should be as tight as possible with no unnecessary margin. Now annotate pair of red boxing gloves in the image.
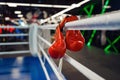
[48,16,85,59]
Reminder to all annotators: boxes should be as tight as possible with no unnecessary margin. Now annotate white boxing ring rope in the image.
[0,34,28,37]
[0,26,30,55]
[37,48,51,80]
[39,10,120,30]
[37,35,66,80]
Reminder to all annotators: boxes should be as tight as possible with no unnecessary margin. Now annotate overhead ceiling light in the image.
[14,11,21,14]
[0,2,6,5]
[17,3,30,6]
[5,17,10,21]
[0,2,69,8]
[31,4,52,7]
[17,14,23,18]
[31,4,69,8]
[7,3,17,7]
[53,5,69,8]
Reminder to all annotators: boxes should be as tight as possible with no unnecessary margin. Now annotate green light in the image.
[87,42,91,47]
[101,0,110,14]
[83,4,96,47]
[87,30,96,47]
[106,38,118,53]
[89,5,94,16]
[104,36,120,54]
[84,4,94,17]
[82,0,110,48]
[87,0,110,47]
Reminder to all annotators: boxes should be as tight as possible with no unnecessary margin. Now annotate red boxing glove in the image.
[64,16,85,51]
[65,30,85,51]
[48,26,66,59]
[59,15,85,51]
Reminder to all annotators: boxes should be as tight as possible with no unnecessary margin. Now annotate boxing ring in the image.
[0,9,120,80]
[0,0,120,79]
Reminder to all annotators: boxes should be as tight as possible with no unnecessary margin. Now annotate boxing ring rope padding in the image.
[0,42,28,45]
[37,52,50,80]
[37,35,105,80]
[40,0,90,24]
[39,10,120,30]
[38,43,66,80]
[0,34,28,37]
[0,50,30,55]
[29,26,38,56]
